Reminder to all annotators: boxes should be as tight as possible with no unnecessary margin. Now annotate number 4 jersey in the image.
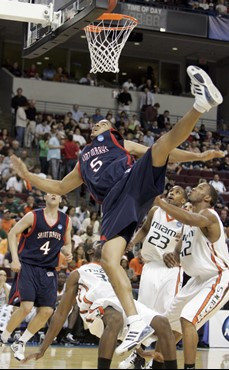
[18,209,69,268]
[141,207,183,262]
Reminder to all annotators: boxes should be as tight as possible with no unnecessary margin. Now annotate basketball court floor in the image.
[0,346,228,369]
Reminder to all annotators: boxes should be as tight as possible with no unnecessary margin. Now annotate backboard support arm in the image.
[0,0,61,29]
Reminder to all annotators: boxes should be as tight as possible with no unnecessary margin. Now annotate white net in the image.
[84,15,138,74]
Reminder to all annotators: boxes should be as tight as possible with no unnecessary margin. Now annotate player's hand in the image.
[200,150,225,162]
[11,155,30,180]
[11,260,21,273]
[65,252,73,263]
[23,351,44,363]
[163,253,179,268]
[154,195,164,207]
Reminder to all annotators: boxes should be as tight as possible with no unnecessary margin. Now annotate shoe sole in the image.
[115,329,154,356]
[187,65,223,106]
[10,344,25,361]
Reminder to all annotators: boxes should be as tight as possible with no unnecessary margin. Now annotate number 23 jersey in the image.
[142,207,183,262]
[18,209,69,268]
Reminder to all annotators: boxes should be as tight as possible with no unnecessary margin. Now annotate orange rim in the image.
[84,13,138,32]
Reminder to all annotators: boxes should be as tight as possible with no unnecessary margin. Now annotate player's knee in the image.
[39,307,54,319]
[106,312,123,333]
[20,302,34,316]
[152,316,171,337]
[180,317,193,330]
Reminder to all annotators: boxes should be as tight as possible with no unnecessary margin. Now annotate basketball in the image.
[107,0,117,13]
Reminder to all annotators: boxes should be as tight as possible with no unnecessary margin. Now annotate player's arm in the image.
[24,270,79,363]
[129,207,158,247]
[61,218,73,262]
[11,155,83,195]
[169,148,225,164]
[163,238,182,268]
[124,140,148,158]
[8,211,34,273]
[154,196,218,228]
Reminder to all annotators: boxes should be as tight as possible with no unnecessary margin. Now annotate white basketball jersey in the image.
[76,263,115,314]
[142,208,183,262]
[181,209,229,279]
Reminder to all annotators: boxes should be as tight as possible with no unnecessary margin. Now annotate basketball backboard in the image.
[23,0,113,58]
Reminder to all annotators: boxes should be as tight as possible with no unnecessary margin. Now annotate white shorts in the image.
[138,261,183,314]
[165,271,229,334]
[83,297,159,342]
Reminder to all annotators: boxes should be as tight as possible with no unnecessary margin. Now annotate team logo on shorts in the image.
[222,316,229,342]
[58,224,63,230]
[177,222,182,228]
[47,272,54,277]
[97,135,104,142]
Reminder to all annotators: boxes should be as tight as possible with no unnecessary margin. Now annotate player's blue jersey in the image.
[78,129,133,203]
[18,209,69,268]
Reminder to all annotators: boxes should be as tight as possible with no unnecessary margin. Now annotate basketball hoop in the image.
[84,13,138,74]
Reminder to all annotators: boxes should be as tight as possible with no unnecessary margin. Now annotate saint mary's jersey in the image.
[181,209,229,279]
[78,129,133,203]
[18,209,69,268]
[142,208,183,262]
[77,263,115,315]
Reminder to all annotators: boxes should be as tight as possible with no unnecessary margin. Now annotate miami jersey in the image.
[18,209,69,268]
[78,129,133,203]
[181,209,229,279]
[77,263,115,314]
[142,208,183,262]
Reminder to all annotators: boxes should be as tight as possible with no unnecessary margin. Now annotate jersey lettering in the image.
[148,232,170,250]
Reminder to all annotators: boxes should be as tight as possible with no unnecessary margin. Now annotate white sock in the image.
[127,315,141,326]
[19,329,34,344]
[193,101,206,114]
[1,330,12,343]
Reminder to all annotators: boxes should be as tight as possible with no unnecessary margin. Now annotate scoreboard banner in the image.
[119,2,167,31]
[209,310,229,348]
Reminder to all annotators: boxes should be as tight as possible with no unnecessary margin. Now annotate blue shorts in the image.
[9,262,57,308]
[101,147,167,243]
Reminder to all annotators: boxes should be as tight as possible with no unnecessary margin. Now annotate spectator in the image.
[0,155,10,181]
[72,245,86,268]
[122,78,135,91]
[0,129,11,146]
[0,238,8,266]
[66,206,81,232]
[80,225,100,243]
[220,209,229,228]
[11,88,28,114]
[6,175,24,193]
[53,67,68,82]
[73,128,86,147]
[36,120,51,141]
[23,196,37,215]
[15,105,28,147]
[75,201,90,226]
[209,174,227,194]
[0,210,16,234]
[157,110,170,130]
[10,62,22,77]
[20,150,34,171]
[39,133,50,175]
[216,0,228,14]
[117,87,133,114]
[25,100,37,148]
[220,156,229,171]
[187,141,201,154]
[128,115,141,132]
[92,108,104,123]
[140,87,155,131]
[3,193,20,217]
[71,105,84,122]
[63,135,79,174]
[120,256,137,283]
[129,250,144,282]
[27,63,37,78]
[47,125,62,180]
[0,270,11,309]
[43,63,56,81]
[143,130,154,147]
[82,211,100,235]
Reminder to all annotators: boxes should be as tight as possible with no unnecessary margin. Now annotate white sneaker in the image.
[11,340,25,361]
[115,321,154,356]
[187,65,223,113]
[118,350,138,369]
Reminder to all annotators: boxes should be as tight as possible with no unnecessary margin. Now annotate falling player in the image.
[155,183,229,370]
[24,244,178,370]
[11,66,224,354]
[0,194,72,361]
[120,185,187,369]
